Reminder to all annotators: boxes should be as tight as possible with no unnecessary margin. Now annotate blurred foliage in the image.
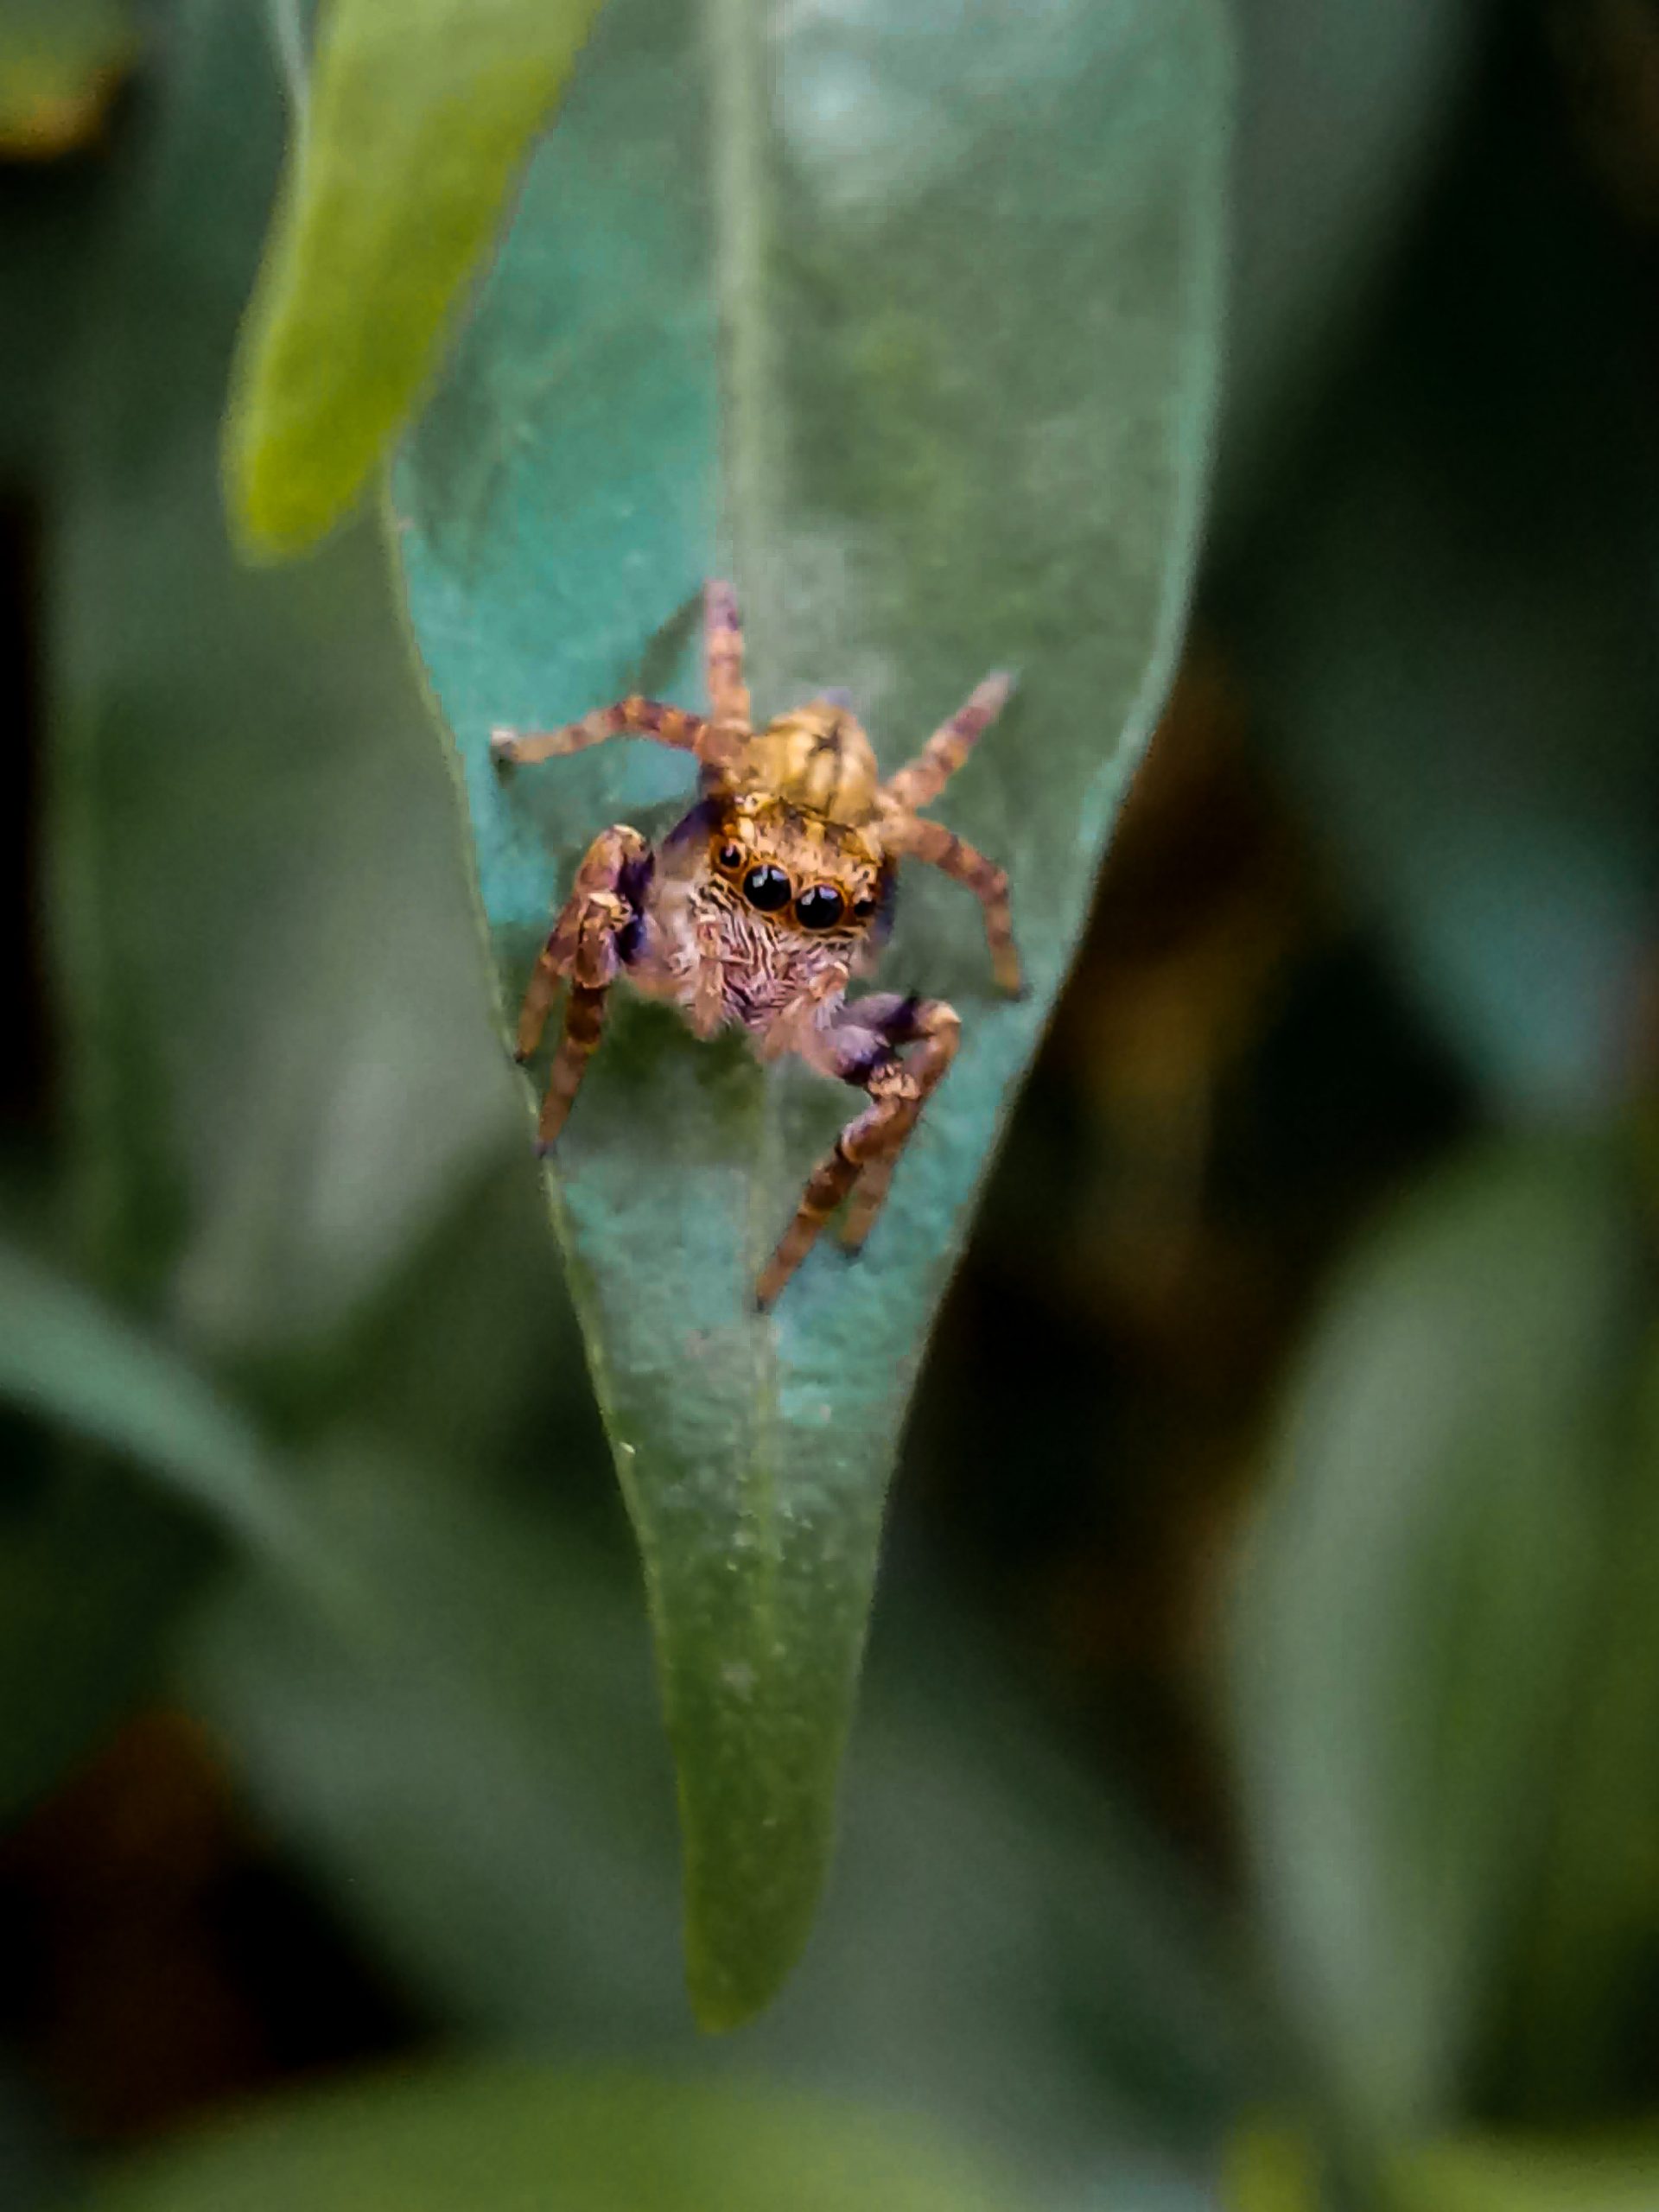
[1220,10,1659,1113]
[0,0,1657,2209]
[1229,2120,1659,2212]
[1231,1139,1647,2139]
[0,0,134,162]
[51,0,512,1354]
[75,2065,1026,2212]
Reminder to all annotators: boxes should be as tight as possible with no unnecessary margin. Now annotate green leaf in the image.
[226,0,608,556]
[393,0,1230,2022]
[79,2065,1024,2212]
[1230,1139,1643,2139]
[52,0,514,1359]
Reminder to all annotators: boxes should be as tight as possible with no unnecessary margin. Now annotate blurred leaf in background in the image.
[1222,0,1493,519]
[51,0,515,1363]
[1230,1138,1644,2145]
[0,1430,206,1826]
[77,2065,1026,2212]
[1227,2120,1659,2212]
[1220,13,1659,1114]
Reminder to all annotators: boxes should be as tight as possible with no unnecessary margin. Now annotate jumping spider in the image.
[492,581,1021,1308]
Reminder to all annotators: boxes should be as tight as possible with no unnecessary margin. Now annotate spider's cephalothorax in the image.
[493,582,1020,1306]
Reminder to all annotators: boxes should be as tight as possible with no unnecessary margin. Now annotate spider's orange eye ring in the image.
[715,841,744,871]
[743,864,792,912]
[795,885,846,931]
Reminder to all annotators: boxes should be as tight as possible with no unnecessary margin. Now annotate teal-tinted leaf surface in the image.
[79,2065,1023,2212]
[1230,1139,1641,2139]
[395,0,1228,2021]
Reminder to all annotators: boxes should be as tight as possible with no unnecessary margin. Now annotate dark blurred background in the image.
[4,2,1659,2208]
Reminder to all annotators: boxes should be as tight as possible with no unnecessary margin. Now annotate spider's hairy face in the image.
[704,789,887,946]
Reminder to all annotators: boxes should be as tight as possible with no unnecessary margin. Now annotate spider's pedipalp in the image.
[517,823,653,1146]
[757,960,851,1064]
[878,671,1014,815]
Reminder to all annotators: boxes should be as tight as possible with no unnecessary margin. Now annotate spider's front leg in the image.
[517,825,653,1148]
[755,995,961,1309]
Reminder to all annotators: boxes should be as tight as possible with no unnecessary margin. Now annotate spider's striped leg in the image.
[516,825,652,1147]
[878,671,1014,813]
[703,580,751,734]
[493,693,741,779]
[883,813,1021,995]
[756,998,960,1308]
[534,984,611,1150]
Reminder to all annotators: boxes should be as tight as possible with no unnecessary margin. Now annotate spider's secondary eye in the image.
[716,841,744,870]
[852,894,877,921]
[795,885,846,931]
[743,864,793,912]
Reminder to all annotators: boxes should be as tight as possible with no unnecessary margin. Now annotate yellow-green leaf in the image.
[80,2066,1025,2212]
[226,0,607,556]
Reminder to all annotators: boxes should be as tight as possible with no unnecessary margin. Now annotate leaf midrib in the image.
[709,0,786,1640]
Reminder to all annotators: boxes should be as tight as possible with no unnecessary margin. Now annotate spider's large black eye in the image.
[743,864,792,912]
[795,884,846,931]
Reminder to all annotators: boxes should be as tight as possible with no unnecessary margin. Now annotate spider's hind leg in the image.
[517,825,653,1147]
[756,995,960,1308]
